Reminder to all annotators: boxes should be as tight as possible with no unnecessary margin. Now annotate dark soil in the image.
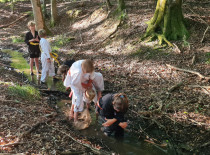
[0,0,209,154]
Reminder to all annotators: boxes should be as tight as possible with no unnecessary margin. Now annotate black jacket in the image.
[99,93,126,125]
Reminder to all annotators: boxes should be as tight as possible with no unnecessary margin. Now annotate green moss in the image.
[8,84,40,101]
[2,49,31,78]
[205,52,210,64]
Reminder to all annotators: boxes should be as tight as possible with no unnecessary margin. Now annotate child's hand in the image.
[102,118,117,127]
[119,122,128,129]
[47,58,51,63]
[34,36,39,42]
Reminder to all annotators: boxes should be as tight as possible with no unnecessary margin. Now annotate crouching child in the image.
[97,93,129,138]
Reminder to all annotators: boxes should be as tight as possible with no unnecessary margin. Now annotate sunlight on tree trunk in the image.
[144,0,189,46]
[51,0,57,27]
[31,0,50,33]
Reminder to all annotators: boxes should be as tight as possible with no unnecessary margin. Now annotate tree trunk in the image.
[51,0,57,27]
[118,0,125,12]
[144,0,189,45]
[42,0,47,18]
[31,0,49,32]
[105,0,112,10]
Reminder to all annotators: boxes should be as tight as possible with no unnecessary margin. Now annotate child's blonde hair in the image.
[27,21,35,27]
[85,89,95,101]
[38,29,47,38]
[57,65,69,75]
[113,93,128,113]
[82,59,94,73]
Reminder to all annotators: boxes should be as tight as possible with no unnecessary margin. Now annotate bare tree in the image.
[50,0,58,26]
[31,0,49,32]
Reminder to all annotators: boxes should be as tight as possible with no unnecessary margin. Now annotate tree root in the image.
[166,64,210,82]
[143,33,173,47]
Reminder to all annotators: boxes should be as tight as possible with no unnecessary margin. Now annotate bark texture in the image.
[144,0,189,46]
[51,0,57,26]
[31,0,49,32]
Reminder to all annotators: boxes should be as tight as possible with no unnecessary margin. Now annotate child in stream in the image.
[63,59,95,122]
[24,21,41,75]
[38,29,56,84]
[96,93,129,138]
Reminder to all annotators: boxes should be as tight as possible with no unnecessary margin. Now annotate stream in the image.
[1,49,176,155]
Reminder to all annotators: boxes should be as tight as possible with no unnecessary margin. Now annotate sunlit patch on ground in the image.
[72,8,107,30]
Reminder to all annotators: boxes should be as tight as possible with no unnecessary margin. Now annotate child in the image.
[64,59,95,122]
[57,59,75,82]
[24,21,41,75]
[38,29,56,84]
[97,93,129,138]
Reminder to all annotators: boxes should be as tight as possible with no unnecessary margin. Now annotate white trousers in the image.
[41,55,55,82]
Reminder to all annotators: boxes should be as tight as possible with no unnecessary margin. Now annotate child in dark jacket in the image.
[97,93,129,138]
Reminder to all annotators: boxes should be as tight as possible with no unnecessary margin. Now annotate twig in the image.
[191,55,196,65]
[20,113,57,138]
[168,81,183,92]
[201,26,209,43]
[188,85,210,95]
[173,43,181,53]
[48,125,110,155]
[166,64,210,82]
[0,142,25,147]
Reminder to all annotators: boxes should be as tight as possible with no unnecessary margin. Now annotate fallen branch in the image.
[166,64,210,82]
[168,81,183,92]
[20,113,57,138]
[173,43,181,53]
[48,125,110,155]
[188,85,210,95]
[0,14,29,29]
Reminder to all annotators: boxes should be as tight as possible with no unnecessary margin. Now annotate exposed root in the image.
[166,64,210,82]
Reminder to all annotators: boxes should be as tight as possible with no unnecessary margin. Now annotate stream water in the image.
[1,49,176,155]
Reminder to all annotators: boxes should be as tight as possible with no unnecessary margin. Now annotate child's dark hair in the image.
[113,93,128,113]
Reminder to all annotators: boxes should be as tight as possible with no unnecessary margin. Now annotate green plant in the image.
[205,52,210,64]
[12,36,24,43]
[8,85,40,101]
[52,35,74,47]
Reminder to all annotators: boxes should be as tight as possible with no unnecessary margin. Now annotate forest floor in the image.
[0,0,210,154]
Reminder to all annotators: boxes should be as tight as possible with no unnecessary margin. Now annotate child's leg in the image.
[34,58,39,73]
[30,58,34,73]
[69,104,74,120]
[74,111,78,122]
[41,59,49,82]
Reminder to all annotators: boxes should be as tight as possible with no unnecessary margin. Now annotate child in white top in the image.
[38,29,55,83]
[64,59,95,122]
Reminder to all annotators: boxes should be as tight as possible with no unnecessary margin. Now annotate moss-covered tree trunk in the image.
[144,0,189,46]
[118,0,125,11]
